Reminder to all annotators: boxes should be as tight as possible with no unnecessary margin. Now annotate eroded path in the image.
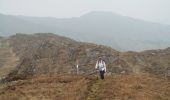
[87,78,105,100]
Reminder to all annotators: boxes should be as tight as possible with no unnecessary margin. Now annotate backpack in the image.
[97,60,105,68]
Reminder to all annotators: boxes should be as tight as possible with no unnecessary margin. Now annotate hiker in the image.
[95,57,106,80]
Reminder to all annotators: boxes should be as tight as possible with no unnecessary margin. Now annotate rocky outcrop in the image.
[120,49,170,76]
[3,33,170,81]
[5,33,135,81]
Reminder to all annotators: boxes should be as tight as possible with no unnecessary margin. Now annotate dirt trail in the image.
[86,79,103,100]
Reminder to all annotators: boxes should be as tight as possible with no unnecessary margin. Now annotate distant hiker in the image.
[76,64,79,74]
[76,60,79,74]
[95,57,106,80]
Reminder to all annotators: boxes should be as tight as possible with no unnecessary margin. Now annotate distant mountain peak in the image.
[81,11,121,18]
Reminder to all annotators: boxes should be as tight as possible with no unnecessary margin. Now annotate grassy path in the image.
[86,76,105,100]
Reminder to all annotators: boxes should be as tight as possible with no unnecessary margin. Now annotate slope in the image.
[3,33,170,82]
[6,33,129,81]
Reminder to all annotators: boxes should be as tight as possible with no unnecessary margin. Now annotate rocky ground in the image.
[5,33,170,79]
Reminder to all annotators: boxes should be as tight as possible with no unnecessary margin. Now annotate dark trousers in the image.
[100,70,105,80]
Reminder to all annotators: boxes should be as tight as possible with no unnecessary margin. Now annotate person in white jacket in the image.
[95,57,106,80]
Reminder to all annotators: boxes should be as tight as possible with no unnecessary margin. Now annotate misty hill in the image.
[0,33,168,82]
[6,33,124,81]
[1,11,170,51]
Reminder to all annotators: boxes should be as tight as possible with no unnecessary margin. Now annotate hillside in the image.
[0,33,168,82]
[0,33,170,100]
[5,33,125,81]
[1,12,170,51]
[120,48,170,76]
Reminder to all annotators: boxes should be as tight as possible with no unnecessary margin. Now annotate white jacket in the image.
[95,60,106,72]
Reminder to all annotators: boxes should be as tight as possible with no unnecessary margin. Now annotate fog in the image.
[0,0,170,51]
[0,0,170,24]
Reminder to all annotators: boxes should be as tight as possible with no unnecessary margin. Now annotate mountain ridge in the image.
[1,12,170,51]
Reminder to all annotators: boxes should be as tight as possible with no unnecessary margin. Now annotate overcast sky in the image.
[0,0,170,24]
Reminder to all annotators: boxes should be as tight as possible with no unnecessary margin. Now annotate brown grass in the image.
[0,75,90,100]
[0,74,170,100]
[88,74,170,100]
